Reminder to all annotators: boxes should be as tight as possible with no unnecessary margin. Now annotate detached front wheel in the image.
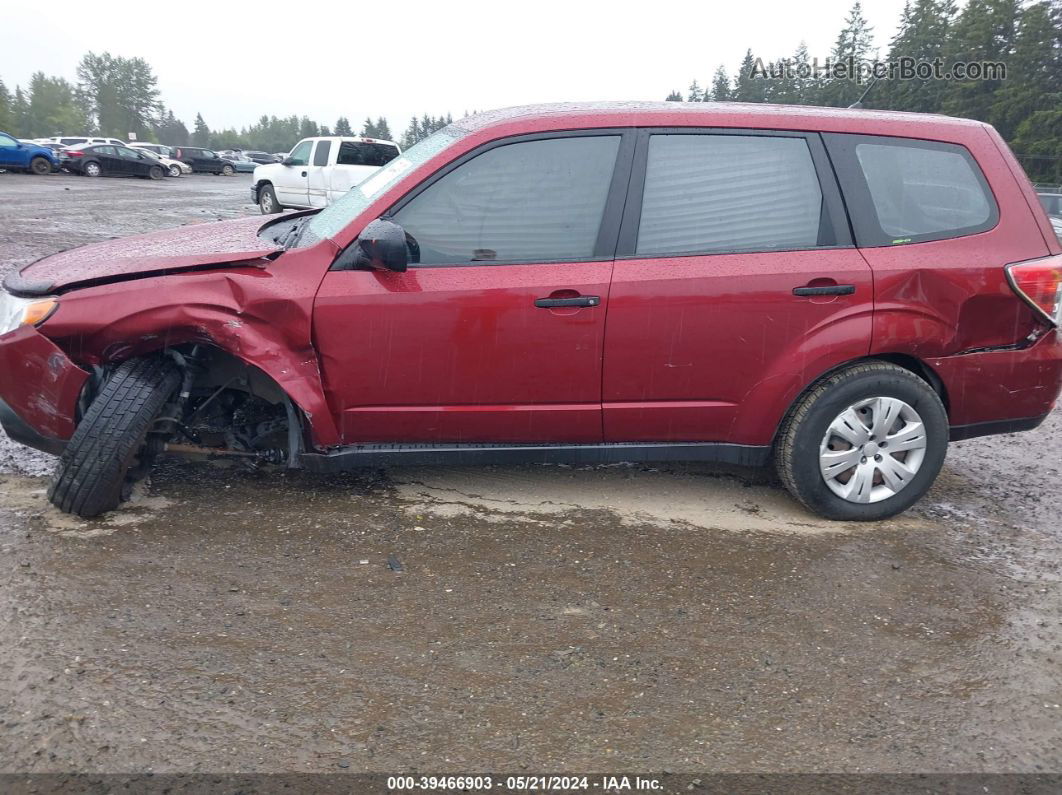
[49,357,182,518]
[774,362,949,521]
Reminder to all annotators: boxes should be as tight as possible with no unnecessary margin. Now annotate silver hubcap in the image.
[819,397,928,503]
[87,164,99,176]
[261,193,273,211]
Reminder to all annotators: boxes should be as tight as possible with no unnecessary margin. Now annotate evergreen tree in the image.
[988,0,1057,140]
[941,0,1019,125]
[708,68,731,102]
[665,90,684,101]
[876,0,957,112]
[0,78,15,133]
[362,116,377,137]
[298,116,319,138]
[733,50,767,102]
[374,116,393,140]
[192,113,210,146]
[12,87,30,135]
[821,1,876,106]
[400,116,421,149]
[687,79,704,102]
[334,116,353,136]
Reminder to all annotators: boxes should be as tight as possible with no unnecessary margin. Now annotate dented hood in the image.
[4,216,282,296]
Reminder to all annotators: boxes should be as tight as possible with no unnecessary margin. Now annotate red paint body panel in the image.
[0,326,88,440]
[927,331,1062,425]
[7,216,281,294]
[602,250,874,445]
[313,263,612,443]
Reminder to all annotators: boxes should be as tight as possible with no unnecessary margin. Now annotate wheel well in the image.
[770,354,950,448]
[872,353,950,413]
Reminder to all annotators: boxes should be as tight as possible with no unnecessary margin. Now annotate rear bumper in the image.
[929,329,1062,431]
[0,326,88,453]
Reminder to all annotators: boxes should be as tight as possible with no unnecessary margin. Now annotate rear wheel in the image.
[48,357,182,518]
[258,183,280,214]
[83,161,101,177]
[29,156,51,175]
[221,164,234,176]
[774,362,949,521]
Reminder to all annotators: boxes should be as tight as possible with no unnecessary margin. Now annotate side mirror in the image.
[282,157,295,166]
[354,219,408,272]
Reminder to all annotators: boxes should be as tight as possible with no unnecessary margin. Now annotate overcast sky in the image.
[1,0,910,137]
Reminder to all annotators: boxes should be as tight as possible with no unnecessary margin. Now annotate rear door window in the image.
[337,141,399,167]
[635,134,829,256]
[313,140,331,166]
[824,134,998,246]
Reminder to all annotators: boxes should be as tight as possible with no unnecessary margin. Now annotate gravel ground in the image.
[0,171,1060,775]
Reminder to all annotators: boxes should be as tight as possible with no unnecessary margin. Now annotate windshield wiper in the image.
[279,219,306,250]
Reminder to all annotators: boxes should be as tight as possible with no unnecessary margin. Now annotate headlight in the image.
[0,291,58,337]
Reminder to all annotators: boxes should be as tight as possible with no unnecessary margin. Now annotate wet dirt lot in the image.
[1,172,1060,775]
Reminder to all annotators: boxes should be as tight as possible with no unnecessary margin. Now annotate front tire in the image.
[168,164,182,178]
[30,156,51,175]
[774,362,948,521]
[48,357,182,518]
[258,183,280,214]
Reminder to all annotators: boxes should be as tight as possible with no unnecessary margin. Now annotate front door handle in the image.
[535,295,600,309]
[793,284,855,297]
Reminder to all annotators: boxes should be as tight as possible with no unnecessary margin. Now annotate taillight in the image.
[66,151,84,158]
[1006,255,1062,327]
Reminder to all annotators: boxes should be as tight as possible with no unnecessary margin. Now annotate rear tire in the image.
[83,161,101,177]
[30,156,51,175]
[221,164,234,176]
[774,361,949,521]
[48,357,182,518]
[148,165,164,180]
[258,183,280,214]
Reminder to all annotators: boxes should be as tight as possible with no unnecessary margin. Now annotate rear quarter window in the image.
[825,133,998,246]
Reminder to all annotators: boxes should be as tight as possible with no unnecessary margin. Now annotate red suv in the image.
[2,103,1060,521]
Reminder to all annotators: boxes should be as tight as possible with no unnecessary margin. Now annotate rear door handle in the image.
[534,295,600,308]
[793,285,855,297]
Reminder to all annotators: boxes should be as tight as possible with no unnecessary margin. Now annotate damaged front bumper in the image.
[0,326,89,455]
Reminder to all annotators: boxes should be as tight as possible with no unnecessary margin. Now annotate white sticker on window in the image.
[358,157,413,198]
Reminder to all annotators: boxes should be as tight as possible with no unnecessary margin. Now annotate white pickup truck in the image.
[251,135,402,214]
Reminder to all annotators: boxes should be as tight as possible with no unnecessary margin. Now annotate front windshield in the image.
[300,125,466,246]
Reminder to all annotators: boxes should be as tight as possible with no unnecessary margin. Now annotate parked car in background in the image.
[2,103,1059,522]
[229,153,258,173]
[139,148,191,177]
[46,135,127,148]
[170,146,236,175]
[128,142,174,158]
[0,131,59,174]
[244,150,279,165]
[61,143,167,179]
[252,136,401,213]
[1038,192,1062,217]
